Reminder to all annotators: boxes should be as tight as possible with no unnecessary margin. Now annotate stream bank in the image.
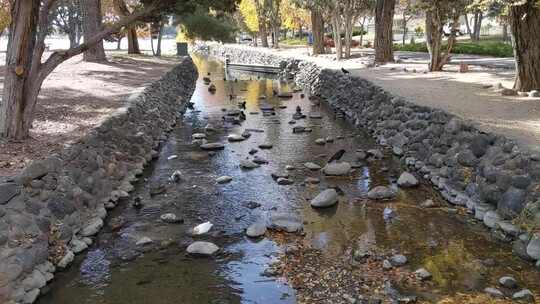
[0,57,198,303]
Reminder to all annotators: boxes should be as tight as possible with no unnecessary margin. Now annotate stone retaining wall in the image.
[196,43,540,267]
[0,57,198,303]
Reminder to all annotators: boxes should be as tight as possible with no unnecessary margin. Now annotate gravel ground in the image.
[0,52,179,176]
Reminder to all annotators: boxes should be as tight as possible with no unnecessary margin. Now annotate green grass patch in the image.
[394,39,513,57]
[280,37,308,46]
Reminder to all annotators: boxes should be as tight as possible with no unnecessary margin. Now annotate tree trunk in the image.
[1,1,157,140]
[311,9,325,55]
[127,27,140,54]
[116,36,122,50]
[149,24,155,55]
[0,1,40,139]
[509,2,540,91]
[273,25,279,48]
[464,13,472,38]
[68,31,77,48]
[473,12,483,41]
[81,0,106,62]
[259,20,269,47]
[359,16,367,47]
[344,12,355,59]
[425,10,459,71]
[402,13,408,45]
[502,24,509,44]
[374,0,396,63]
[331,10,343,60]
[156,21,163,57]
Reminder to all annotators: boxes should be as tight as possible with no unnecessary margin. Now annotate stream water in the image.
[36,55,540,304]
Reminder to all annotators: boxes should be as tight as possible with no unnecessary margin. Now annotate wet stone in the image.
[277,178,294,185]
[323,162,351,176]
[136,237,153,246]
[186,241,219,255]
[201,143,225,151]
[310,189,339,208]
[216,176,233,184]
[258,143,273,149]
[397,172,418,187]
[499,276,518,289]
[485,287,504,298]
[246,222,267,238]
[0,182,21,205]
[304,162,321,170]
[240,159,260,169]
[526,234,540,260]
[389,254,407,267]
[367,186,396,200]
[512,289,535,302]
[268,213,303,233]
[414,268,432,281]
[160,213,183,223]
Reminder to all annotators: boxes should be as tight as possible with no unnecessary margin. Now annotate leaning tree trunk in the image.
[0,1,40,139]
[509,2,540,91]
[81,0,106,62]
[311,9,325,55]
[374,0,396,63]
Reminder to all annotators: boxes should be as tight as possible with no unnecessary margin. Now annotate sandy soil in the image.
[227,44,540,154]
[0,52,179,176]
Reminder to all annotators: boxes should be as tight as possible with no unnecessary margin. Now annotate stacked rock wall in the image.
[0,57,198,303]
[197,43,540,267]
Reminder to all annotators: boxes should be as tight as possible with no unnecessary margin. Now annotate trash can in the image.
[177,42,188,56]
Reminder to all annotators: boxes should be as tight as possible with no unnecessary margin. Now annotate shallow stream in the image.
[37,55,540,304]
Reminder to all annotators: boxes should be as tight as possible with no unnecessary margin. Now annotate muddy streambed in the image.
[36,56,540,304]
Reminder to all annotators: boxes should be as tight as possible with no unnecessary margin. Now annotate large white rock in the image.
[397,172,419,187]
[187,241,219,255]
[310,189,339,208]
[323,162,351,176]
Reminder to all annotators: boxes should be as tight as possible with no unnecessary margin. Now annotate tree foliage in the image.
[239,0,259,33]
[0,0,10,36]
[280,0,309,31]
[178,8,238,42]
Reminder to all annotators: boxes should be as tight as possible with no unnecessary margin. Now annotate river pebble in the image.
[310,189,338,208]
[187,241,219,255]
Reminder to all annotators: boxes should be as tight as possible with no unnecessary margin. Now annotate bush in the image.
[394,40,513,58]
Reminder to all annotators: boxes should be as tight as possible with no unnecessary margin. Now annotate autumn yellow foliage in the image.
[239,0,259,33]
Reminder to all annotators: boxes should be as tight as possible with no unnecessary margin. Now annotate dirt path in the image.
[225,44,540,154]
[0,52,179,176]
